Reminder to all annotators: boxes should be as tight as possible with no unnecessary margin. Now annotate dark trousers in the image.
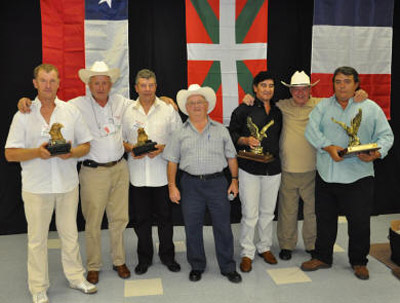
[314,174,373,266]
[180,173,236,274]
[130,185,175,265]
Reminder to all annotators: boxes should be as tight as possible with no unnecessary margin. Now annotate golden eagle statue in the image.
[331,108,362,146]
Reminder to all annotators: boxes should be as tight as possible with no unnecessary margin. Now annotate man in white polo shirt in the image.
[122,69,182,275]
[5,64,96,303]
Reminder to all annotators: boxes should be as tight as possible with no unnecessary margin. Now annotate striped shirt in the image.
[163,118,236,175]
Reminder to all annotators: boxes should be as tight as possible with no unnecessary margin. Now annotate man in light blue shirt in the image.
[301,66,393,280]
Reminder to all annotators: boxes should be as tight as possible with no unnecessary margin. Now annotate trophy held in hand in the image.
[331,108,380,157]
[132,128,158,156]
[46,123,71,155]
[237,117,275,163]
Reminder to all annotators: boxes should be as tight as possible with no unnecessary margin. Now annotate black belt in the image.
[184,171,224,180]
[82,157,123,168]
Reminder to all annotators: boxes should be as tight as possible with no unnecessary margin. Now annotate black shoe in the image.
[189,270,202,282]
[162,260,181,272]
[279,249,292,260]
[222,271,242,283]
[306,249,316,256]
[134,263,150,275]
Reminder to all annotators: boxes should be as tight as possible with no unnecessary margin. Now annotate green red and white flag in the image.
[185,0,268,124]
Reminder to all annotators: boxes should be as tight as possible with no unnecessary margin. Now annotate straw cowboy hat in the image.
[78,61,120,84]
[281,71,319,88]
[176,84,216,115]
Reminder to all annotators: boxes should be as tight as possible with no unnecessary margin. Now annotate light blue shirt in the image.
[163,118,237,175]
[305,95,394,184]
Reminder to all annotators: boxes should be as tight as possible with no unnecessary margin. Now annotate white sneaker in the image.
[32,291,49,303]
[70,279,97,294]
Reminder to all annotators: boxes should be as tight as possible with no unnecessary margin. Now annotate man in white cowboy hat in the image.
[240,71,368,264]
[5,63,97,303]
[121,69,182,275]
[163,84,242,284]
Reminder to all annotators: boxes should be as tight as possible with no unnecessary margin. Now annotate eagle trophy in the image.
[246,117,274,154]
[331,108,362,147]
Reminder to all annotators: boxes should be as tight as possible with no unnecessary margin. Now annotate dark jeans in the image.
[314,174,373,266]
[130,185,175,265]
[180,173,236,274]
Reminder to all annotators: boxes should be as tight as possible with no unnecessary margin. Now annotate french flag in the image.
[310,0,394,119]
[41,0,129,101]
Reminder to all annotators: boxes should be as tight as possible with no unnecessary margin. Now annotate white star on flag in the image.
[98,0,112,8]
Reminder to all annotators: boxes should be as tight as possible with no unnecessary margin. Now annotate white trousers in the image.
[239,169,281,259]
[22,187,85,294]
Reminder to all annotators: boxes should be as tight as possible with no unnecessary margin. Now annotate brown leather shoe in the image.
[301,259,331,271]
[113,264,131,279]
[240,257,252,272]
[258,251,277,265]
[352,265,369,280]
[86,270,99,284]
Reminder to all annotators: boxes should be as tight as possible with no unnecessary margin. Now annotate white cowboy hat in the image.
[176,84,216,115]
[78,61,120,84]
[281,71,319,87]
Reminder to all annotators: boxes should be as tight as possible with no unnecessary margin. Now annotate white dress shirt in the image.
[5,97,93,194]
[122,97,182,187]
[69,94,132,163]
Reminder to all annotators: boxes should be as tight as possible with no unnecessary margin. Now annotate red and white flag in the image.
[186,0,268,124]
[41,0,129,101]
[310,0,394,118]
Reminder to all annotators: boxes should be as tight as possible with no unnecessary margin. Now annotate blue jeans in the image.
[180,172,236,274]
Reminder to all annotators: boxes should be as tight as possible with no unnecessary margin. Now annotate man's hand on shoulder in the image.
[242,94,255,106]
[353,89,368,103]
[160,96,178,111]
[323,145,344,162]
[18,97,32,113]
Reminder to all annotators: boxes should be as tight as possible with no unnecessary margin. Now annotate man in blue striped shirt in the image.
[301,66,394,280]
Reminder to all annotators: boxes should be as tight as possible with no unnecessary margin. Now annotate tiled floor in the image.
[0,214,399,303]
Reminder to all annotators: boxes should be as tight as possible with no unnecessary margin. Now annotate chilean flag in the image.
[41,0,129,101]
[310,0,394,119]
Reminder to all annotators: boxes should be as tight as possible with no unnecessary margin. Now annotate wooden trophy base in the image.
[237,150,274,163]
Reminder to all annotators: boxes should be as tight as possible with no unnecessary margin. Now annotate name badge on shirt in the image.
[100,118,120,137]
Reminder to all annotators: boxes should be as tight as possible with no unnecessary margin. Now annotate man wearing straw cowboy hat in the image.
[240,71,368,266]
[163,84,242,284]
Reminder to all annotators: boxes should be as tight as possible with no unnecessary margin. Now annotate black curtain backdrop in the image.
[1,0,399,235]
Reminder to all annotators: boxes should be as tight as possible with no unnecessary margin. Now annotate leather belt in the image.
[82,157,123,168]
[184,171,224,180]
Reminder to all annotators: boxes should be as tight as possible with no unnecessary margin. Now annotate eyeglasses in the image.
[187,100,207,106]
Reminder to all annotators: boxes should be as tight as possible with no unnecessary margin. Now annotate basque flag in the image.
[186,0,268,125]
[310,0,394,119]
[41,0,129,101]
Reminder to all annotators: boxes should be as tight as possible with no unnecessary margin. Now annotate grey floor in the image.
[1,214,399,303]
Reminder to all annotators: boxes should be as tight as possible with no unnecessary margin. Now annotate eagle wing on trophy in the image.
[246,117,262,140]
[260,120,274,138]
[351,108,362,137]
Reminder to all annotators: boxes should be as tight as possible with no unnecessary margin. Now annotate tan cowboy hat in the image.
[176,84,216,115]
[281,71,319,88]
[78,61,120,84]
